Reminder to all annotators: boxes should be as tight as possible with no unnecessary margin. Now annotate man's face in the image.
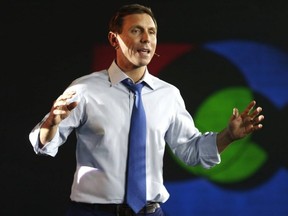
[116,13,157,71]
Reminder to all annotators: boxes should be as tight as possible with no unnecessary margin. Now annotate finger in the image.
[246,122,262,134]
[252,114,264,124]
[56,91,76,102]
[241,100,256,117]
[229,108,239,122]
[53,109,68,115]
[64,91,76,98]
[54,91,77,107]
[253,123,263,131]
[53,100,68,108]
[233,108,238,116]
[250,107,263,119]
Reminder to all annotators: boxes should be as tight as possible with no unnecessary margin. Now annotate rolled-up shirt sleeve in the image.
[174,132,221,168]
[29,114,62,157]
[165,89,221,169]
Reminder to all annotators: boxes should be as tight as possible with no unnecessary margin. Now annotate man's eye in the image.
[131,29,140,34]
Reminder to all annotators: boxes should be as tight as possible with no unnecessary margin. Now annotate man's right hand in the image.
[39,91,78,145]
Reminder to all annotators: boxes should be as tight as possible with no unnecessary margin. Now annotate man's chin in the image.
[137,59,152,67]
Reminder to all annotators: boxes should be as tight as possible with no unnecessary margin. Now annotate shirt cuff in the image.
[29,121,60,157]
[199,132,221,168]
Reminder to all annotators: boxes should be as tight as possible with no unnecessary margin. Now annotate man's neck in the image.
[116,60,146,83]
[125,67,146,83]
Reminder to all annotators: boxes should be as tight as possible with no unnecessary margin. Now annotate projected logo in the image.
[157,40,288,190]
[92,40,288,189]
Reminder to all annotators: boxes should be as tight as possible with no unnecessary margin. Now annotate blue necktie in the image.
[122,78,147,214]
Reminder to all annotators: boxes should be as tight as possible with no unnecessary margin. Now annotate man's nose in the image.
[140,32,150,43]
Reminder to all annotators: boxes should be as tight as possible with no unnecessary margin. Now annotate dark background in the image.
[2,0,288,215]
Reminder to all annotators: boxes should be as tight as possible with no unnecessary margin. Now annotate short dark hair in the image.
[108,4,157,34]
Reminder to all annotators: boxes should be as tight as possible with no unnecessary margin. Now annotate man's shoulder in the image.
[72,69,109,84]
[148,73,180,92]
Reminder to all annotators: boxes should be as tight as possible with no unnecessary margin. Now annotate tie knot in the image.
[122,78,145,94]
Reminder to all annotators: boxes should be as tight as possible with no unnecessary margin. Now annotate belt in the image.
[71,201,160,215]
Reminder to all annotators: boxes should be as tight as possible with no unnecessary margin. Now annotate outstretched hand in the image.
[47,91,78,126]
[227,100,264,141]
[40,91,78,145]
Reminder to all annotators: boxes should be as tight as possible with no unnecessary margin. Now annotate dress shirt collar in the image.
[108,60,155,90]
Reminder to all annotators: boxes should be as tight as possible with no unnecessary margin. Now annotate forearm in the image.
[216,128,234,153]
[39,118,59,146]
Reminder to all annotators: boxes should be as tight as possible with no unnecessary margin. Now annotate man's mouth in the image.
[137,48,150,54]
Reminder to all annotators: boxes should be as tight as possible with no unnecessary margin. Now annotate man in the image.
[29,3,264,216]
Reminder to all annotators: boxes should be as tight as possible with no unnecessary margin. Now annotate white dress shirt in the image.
[29,61,220,204]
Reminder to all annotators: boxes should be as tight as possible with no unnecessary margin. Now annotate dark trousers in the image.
[66,201,165,216]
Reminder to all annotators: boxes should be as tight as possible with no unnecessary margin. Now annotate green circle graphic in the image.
[172,87,267,183]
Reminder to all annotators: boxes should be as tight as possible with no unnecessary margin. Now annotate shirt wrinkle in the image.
[29,60,221,204]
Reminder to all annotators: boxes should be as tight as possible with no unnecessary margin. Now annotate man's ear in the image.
[108,32,119,49]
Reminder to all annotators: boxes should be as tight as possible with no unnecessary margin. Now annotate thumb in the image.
[231,108,239,120]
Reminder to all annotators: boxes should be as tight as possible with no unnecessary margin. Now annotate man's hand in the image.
[39,91,78,145]
[46,91,78,127]
[217,100,264,153]
[228,100,264,141]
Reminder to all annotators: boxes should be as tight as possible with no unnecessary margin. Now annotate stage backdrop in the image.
[2,1,288,216]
